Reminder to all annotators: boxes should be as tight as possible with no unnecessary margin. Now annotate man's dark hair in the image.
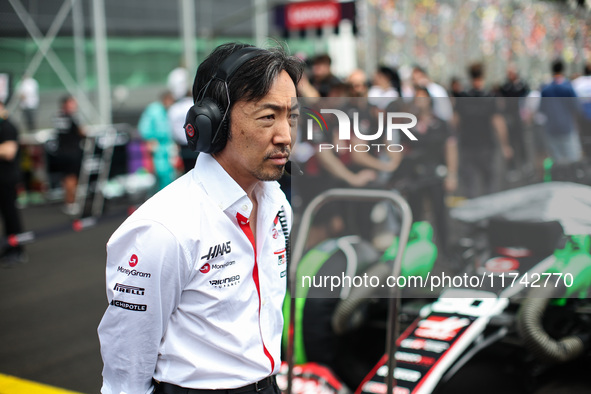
[312,53,332,66]
[192,42,304,143]
[377,65,402,96]
[551,59,564,75]
[583,62,591,76]
[60,95,73,107]
[468,63,484,80]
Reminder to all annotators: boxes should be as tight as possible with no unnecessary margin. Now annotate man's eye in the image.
[261,114,274,120]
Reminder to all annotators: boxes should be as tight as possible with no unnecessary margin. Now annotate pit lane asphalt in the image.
[0,201,127,393]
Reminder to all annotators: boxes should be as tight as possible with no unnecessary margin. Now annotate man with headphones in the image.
[98,43,303,394]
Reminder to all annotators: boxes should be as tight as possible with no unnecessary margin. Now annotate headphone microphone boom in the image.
[184,46,266,154]
[285,160,303,176]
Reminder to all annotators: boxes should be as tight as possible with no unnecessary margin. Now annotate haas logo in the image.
[201,241,232,261]
[415,316,470,341]
[129,254,138,267]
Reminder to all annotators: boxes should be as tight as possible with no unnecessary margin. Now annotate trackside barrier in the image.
[287,189,413,394]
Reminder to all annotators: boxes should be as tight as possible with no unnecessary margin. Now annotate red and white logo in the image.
[185,124,195,138]
[272,228,279,239]
[485,257,519,273]
[200,263,211,274]
[129,254,138,267]
[415,316,470,341]
[275,249,286,266]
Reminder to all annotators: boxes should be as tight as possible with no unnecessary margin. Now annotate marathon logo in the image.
[209,274,241,288]
[114,283,145,296]
[117,265,151,278]
[201,241,232,261]
[110,299,147,312]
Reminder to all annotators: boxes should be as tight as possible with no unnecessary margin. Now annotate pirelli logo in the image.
[111,299,147,312]
[114,283,145,296]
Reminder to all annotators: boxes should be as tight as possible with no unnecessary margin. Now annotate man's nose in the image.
[274,118,292,146]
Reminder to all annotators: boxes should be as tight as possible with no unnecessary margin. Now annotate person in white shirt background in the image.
[410,65,454,123]
[167,64,189,102]
[98,42,303,394]
[17,72,39,132]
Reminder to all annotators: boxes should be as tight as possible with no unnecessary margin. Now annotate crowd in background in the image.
[291,52,591,253]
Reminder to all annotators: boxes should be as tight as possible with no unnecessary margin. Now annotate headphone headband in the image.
[213,46,266,82]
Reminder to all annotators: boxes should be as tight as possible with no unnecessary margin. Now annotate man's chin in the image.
[256,165,285,182]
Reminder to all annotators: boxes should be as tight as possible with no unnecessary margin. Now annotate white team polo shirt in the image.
[98,153,291,394]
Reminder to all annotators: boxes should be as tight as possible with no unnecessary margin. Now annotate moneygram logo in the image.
[304,107,418,153]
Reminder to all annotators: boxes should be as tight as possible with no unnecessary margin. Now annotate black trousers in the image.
[153,377,280,394]
[0,181,23,238]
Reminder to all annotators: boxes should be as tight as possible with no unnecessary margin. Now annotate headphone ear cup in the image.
[184,98,227,153]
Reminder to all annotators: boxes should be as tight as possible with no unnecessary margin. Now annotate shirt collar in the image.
[192,153,284,219]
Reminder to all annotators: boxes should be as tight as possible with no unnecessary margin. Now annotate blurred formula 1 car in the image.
[281,182,591,394]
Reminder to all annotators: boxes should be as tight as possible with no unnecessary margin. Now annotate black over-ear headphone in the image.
[184,47,266,153]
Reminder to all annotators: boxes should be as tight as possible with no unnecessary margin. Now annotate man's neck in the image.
[553,74,565,83]
[212,153,260,201]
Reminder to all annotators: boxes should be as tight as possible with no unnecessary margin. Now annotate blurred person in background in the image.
[347,69,369,98]
[54,95,85,216]
[394,87,457,251]
[138,91,177,190]
[572,62,591,157]
[0,101,26,267]
[309,53,342,98]
[411,65,453,123]
[167,62,189,102]
[455,63,512,198]
[16,72,39,132]
[499,64,530,179]
[168,89,198,173]
[449,76,465,98]
[539,59,582,164]
[368,65,401,110]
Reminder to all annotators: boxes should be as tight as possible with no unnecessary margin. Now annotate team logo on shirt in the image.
[117,265,151,278]
[199,260,236,274]
[275,248,286,266]
[110,299,147,312]
[200,241,232,261]
[129,254,138,267]
[114,283,145,296]
[209,274,241,288]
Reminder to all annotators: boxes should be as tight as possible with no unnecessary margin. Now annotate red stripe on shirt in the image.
[236,212,275,372]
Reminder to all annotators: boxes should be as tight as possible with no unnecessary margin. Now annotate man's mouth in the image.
[267,154,288,165]
[266,149,290,166]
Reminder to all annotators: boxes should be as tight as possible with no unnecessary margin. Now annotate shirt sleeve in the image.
[98,219,189,394]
